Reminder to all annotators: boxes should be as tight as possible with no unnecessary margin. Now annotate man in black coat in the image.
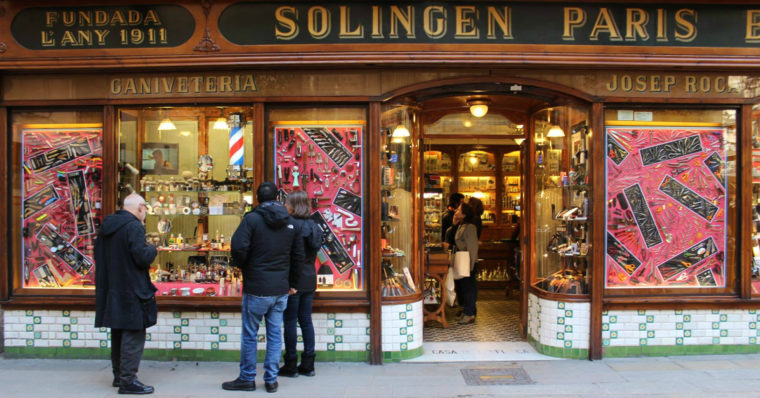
[441,192,464,243]
[95,193,158,395]
[222,182,305,394]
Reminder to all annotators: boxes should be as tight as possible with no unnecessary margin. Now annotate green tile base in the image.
[382,346,423,362]
[4,347,370,362]
[528,336,588,359]
[603,344,760,357]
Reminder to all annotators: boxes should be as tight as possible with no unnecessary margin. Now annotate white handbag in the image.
[452,250,471,280]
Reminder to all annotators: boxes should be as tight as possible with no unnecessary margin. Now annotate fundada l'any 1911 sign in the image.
[11,5,195,49]
[219,2,760,48]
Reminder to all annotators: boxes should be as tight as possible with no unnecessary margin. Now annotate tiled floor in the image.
[423,288,523,342]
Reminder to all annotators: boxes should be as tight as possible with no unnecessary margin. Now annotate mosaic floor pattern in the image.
[423,289,523,342]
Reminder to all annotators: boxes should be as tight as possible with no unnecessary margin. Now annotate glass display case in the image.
[423,150,452,249]
[753,104,760,295]
[119,106,255,298]
[533,106,592,295]
[380,105,417,298]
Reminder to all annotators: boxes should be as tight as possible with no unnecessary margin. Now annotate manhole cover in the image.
[460,366,534,386]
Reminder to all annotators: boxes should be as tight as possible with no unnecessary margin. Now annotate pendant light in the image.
[546,109,564,138]
[391,108,411,142]
[157,109,176,131]
[467,98,490,118]
[213,107,229,130]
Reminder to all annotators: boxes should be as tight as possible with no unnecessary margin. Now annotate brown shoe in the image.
[459,315,476,324]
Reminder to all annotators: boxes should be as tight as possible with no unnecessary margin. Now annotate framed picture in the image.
[142,143,178,175]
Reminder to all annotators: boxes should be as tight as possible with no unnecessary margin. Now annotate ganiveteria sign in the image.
[110,74,257,96]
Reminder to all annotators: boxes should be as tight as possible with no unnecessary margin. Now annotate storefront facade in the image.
[1,1,760,363]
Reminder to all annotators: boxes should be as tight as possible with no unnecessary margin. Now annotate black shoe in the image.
[222,377,255,391]
[118,380,154,395]
[265,381,278,393]
[279,357,299,378]
[112,376,120,387]
[298,353,316,377]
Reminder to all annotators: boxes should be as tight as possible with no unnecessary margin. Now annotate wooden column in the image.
[740,104,753,300]
[590,102,605,360]
[102,106,117,214]
[368,102,383,364]
[253,103,266,187]
[0,107,8,301]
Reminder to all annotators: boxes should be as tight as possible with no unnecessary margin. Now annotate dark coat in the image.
[290,217,324,293]
[94,210,158,330]
[231,201,305,296]
[440,208,455,242]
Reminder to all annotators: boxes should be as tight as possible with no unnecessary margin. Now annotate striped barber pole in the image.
[229,125,244,166]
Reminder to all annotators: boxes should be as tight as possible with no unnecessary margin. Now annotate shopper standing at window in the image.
[454,202,479,324]
[95,193,158,395]
[223,182,305,393]
[280,190,324,378]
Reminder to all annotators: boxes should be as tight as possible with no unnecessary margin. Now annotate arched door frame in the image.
[378,76,603,359]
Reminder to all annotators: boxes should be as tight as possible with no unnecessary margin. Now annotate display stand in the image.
[423,253,450,328]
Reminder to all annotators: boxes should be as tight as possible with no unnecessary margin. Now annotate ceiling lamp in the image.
[158,117,176,131]
[392,124,410,138]
[547,125,565,138]
[157,109,176,131]
[514,138,525,145]
[467,98,490,118]
[213,107,229,130]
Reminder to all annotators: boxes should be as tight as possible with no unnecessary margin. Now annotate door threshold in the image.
[403,341,564,363]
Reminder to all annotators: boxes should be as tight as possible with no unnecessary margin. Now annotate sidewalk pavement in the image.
[2,354,760,397]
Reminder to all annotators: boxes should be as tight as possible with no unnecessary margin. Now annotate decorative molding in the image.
[194,0,220,52]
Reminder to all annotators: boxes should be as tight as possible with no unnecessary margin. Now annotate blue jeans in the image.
[239,293,288,383]
[283,291,315,360]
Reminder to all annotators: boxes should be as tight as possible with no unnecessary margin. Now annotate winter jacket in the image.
[94,210,158,330]
[231,201,305,296]
[290,217,324,293]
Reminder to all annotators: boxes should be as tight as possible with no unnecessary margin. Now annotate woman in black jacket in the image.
[280,190,324,377]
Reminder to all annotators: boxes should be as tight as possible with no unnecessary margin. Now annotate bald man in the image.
[95,193,158,395]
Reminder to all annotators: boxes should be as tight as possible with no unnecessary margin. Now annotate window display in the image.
[20,125,103,288]
[272,122,364,291]
[605,109,736,289]
[381,106,417,298]
[753,104,760,294]
[533,106,592,295]
[119,107,255,297]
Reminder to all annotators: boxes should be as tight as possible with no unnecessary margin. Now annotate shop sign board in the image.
[11,5,195,49]
[219,2,760,48]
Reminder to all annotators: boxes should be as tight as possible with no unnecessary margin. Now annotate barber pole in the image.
[228,113,244,169]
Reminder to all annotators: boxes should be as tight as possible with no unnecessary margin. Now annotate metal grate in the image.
[460,366,535,386]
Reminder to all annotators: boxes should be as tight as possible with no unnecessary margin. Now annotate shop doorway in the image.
[389,81,591,346]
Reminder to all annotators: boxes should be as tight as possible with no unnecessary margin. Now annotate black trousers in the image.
[111,328,147,385]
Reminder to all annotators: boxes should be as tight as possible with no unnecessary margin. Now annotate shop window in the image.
[119,106,254,298]
[605,108,736,290]
[380,105,417,298]
[533,105,591,295]
[751,104,760,293]
[269,107,366,293]
[12,110,103,290]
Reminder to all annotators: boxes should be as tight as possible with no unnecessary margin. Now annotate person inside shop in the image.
[467,197,485,238]
[441,192,464,243]
[279,190,324,378]
[223,182,305,393]
[453,201,480,324]
[151,149,173,174]
[94,193,158,395]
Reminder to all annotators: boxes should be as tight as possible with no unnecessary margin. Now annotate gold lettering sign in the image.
[110,74,257,96]
[605,74,738,95]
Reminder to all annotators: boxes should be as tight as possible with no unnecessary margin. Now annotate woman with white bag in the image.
[453,202,479,324]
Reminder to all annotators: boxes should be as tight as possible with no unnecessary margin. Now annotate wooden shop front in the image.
[0,1,759,363]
